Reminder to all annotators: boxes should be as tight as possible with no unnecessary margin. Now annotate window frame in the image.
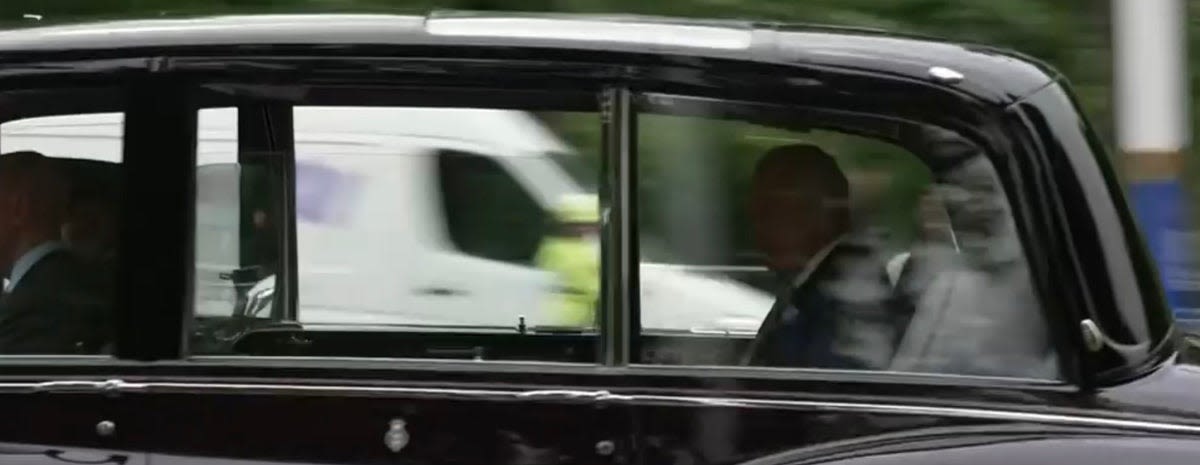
[0,52,1108,392]
[118,76,195,361]
[186,86,612,363]
[625,92,1067,379]
[206,85,1068,381]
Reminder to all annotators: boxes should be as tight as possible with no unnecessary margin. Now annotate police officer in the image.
[535,194,600,328]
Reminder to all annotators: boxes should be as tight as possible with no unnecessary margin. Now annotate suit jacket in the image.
[747,241,910,369]
[0,249,111,354]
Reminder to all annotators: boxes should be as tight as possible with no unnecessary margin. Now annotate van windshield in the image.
[546,151,598,192]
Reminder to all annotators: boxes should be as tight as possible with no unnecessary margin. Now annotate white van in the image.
[0,107,772,334]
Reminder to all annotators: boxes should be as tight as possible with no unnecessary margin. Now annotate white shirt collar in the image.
[6,241,64,292]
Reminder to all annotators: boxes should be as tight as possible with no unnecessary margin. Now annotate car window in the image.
[0,112,123,163]
[633,95,1059,380]
[191,103,604,361]
[191,107,290,354]
[0,99,122,355]
[187,93,1056,377]
[194,162,242,319]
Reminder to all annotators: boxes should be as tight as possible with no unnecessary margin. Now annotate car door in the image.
[613,82,1195,465]
[0,86,150,464]
[115,377,632,465]
[0,66,625,464]
[0,386,148,465]
[131,78,630,464]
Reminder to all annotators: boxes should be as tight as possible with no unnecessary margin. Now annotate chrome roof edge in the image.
[7,380,1200,435]
[0,12,1057,105]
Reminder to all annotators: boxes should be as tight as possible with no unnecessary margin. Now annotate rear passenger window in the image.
[190,98,604,362]
[0,90,122,355]
[192,106,291,354]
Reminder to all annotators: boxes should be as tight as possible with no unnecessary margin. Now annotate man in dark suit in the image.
[0,151,110,354]
[744,145,905,369]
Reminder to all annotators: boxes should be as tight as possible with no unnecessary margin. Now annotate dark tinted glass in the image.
[0,93,122,355]
[438,150,546,264]
[633,95,1059,379]
[192,103,603,362]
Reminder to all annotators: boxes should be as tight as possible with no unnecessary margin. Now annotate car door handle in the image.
[415,287,467,296]
[516,390,629,401]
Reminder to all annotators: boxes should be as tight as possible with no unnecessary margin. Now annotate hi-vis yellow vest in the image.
[535,236,599,327]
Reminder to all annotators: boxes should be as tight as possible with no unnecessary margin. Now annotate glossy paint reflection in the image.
[0,443,142,465]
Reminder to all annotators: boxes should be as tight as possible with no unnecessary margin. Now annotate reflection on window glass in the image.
[634,96,1058,380]
[192,107,288,355]
[0,99,121,355]
[191,103,602,362]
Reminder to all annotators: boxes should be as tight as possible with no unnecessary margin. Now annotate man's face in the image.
[63,202,117,260]
[0,183,39,257]
[749,168,833,272]
[0,154,72,268]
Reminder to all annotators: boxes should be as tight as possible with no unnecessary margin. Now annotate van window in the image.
[0,96,122,355]
[437,150,546,264]
[193,104,604,362]
[633,95,1059,380]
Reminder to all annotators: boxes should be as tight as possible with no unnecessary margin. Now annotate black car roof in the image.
[0,13,1060,105]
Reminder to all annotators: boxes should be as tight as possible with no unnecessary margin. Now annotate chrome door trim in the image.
[3,379,1199,435]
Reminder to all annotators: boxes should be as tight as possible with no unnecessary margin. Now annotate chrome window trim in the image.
[626,364,1065,385]
[181,355,1065,386]
[425,17,755,50]
[2,379,1196,435]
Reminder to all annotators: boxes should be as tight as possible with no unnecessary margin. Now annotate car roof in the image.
[0,13,1059,105]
